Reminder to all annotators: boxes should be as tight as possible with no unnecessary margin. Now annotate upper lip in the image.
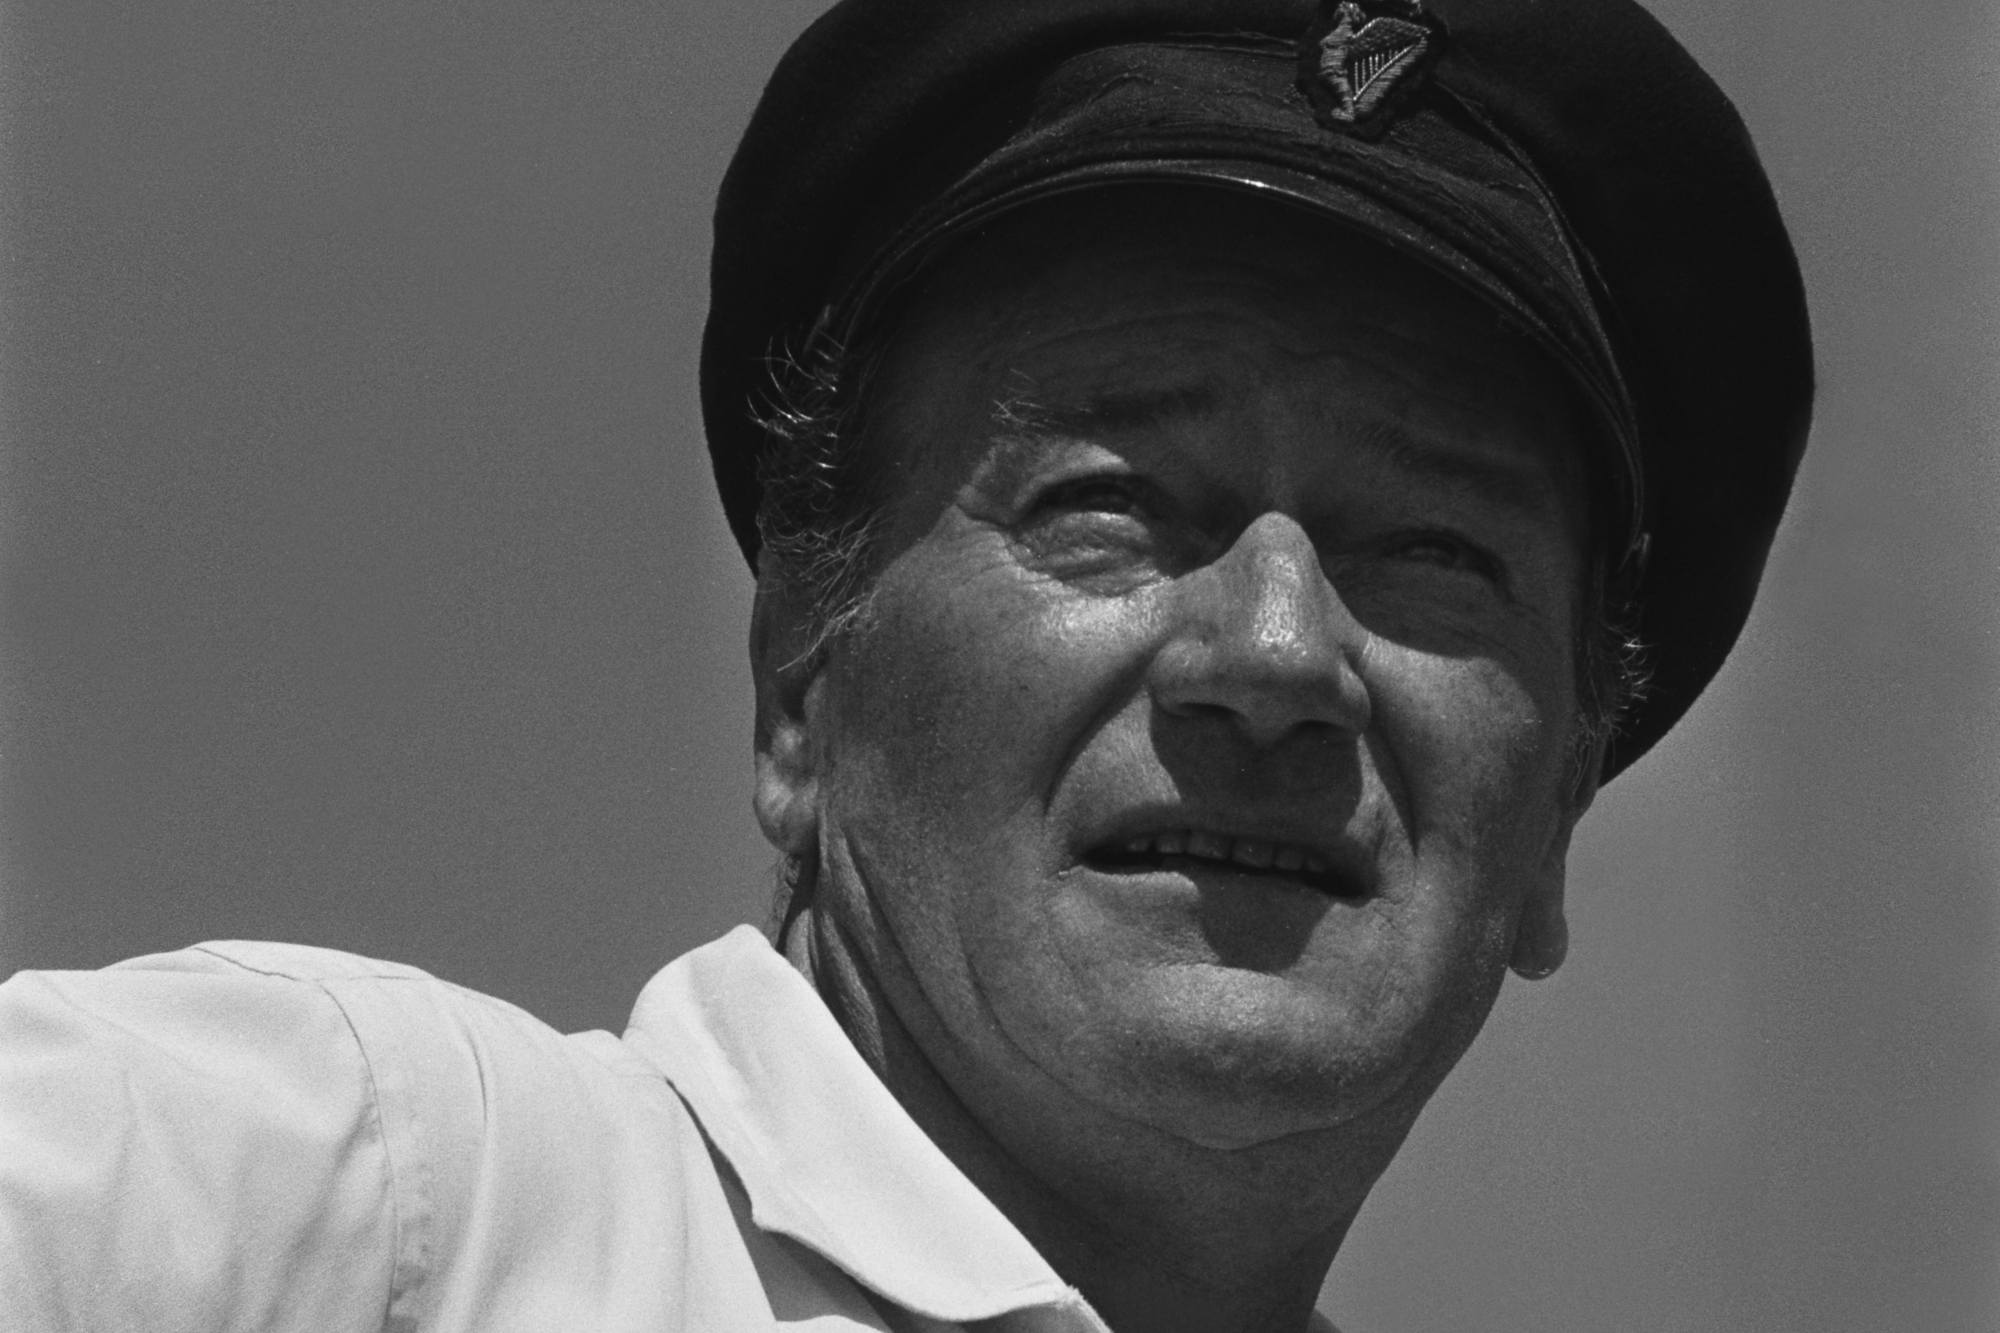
[1079,810,1373,897]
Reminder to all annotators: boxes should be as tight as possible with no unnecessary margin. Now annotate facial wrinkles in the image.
[895,238,1580,609]
[989,370,1560,570]
[921,346,1574,884]
[913,238,1564,773]
[774,199,1613,1179]
[845,510,1151,855]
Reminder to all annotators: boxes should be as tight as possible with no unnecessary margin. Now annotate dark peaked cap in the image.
[701,0,1814,782]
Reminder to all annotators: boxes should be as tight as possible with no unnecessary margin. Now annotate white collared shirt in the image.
[0,926,1344,1332]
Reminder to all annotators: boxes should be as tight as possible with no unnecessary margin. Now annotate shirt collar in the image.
[621,925,1095,1326]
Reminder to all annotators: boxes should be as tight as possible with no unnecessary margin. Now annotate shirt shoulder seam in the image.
[186,944,425,1329]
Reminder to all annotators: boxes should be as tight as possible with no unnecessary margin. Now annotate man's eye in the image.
[1036,476,1146,517]
[1013,474,1182,585]
[1385,532,1506,584]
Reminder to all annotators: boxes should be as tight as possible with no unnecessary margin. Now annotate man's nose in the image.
[1148,512,1372,746]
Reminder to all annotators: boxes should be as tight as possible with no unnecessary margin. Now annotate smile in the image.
[1085,829,1364,897]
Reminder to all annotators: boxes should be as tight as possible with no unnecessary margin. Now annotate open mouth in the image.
[1083,829,1366,898]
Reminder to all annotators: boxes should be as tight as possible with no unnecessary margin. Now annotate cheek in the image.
[811,554,1173,1072]
[1383,628,1569,762]
[1365,642,1577,890]
[820,549,1158,889]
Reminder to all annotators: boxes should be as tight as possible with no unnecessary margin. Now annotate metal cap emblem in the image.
[1298,0,1447,135]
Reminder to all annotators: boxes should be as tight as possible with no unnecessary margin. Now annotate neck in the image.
[781,902,1411,1333]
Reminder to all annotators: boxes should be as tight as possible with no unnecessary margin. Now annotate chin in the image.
[1033,958,1497,1150]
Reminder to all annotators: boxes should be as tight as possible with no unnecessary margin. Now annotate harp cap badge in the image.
[1298,0,1448,134]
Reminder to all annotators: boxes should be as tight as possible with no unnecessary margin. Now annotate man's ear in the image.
[750,560,826,858]
[1509,862,1570,981]
[1510,740,1602,981]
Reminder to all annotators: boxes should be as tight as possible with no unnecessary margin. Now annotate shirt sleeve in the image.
[0,945,402,1333]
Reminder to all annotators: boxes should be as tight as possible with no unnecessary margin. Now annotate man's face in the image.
[765,189,1596,1152]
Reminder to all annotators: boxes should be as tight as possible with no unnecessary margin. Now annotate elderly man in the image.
[0,0,1809,1329]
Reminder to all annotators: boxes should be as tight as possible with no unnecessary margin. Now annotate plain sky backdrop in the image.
[1,1,1995,1328]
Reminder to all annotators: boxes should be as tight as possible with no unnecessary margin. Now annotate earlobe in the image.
[750,565,827,858]
[755,707,821,856]
[1509,868,1569,980]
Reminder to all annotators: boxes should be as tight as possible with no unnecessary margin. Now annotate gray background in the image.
[1,0,1994,1328]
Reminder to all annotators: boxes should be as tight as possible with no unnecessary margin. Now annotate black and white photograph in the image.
[1,0,1993,1328]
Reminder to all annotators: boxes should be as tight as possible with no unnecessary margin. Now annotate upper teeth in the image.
[1124,831,1328,876]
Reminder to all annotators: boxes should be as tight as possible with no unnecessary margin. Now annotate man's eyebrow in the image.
[993,380,1222,434]
[1356,420,1565,519]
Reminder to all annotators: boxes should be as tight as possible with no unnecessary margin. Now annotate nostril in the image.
[1147,616,1373,742]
